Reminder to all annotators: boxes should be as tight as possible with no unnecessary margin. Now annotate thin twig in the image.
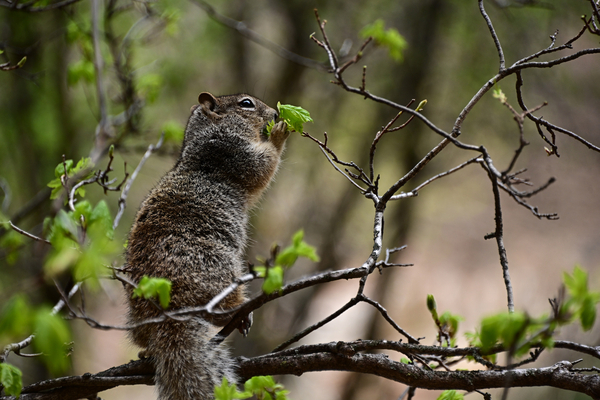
[361,296,419,344]
[481,163,514,313]
[9,221,51,244]
[390,156,482,200]
[479,0,505,71]
[272,298,360,352]
[113,133,164,230]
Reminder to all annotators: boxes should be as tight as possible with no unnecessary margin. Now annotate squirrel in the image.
[124,92,289,400]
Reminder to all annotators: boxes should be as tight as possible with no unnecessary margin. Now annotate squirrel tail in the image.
[148,318,236,400]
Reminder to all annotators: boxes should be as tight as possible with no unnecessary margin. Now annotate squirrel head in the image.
[176,92,286,199]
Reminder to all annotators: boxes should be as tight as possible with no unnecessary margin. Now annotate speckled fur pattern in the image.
[124,93,289,400]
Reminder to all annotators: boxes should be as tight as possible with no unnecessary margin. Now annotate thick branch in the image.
[9,339,600,399]
[238,353,600,398]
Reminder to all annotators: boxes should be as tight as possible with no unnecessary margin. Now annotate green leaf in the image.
[44,245,80,278]
[32,307,72,375]
[0,363,23,398]
[53,210,80,242]
[563,266,600,331]
[493,88,507,103]
[0,294,33,339]
[48,158,93,200]
[0,229,26,265]
[54,159,74,178]
[214,377,251,400]
[400,357,411,364]
[47,178,64,200]
[73,200,93,223]
[439,311,463,338]
[580,295,597,331]
[275,229,319,268]
[44,210,86,279]
[68,59,95,85]
[244,376,289,400]
[262,266,284,295]
[277,102,313,133]
[89,200,114,239]
[254,266,267,278]
[72,157,94,175]
[244,375,277,393]
[564,265,590,298]
[479,312,528,352]
[437,390,464,400]
[137,73,163,103]
[162,7,181,37]
[274,247,298,268]
[293,241,319,262]
[132,276,173,309]
[291,229,304,247]
[162,120,185,143]
[275,390,290,400]
[360,19,408,62]
[73,237,112,289]
[65,20,83,43]
[48,160,73,200]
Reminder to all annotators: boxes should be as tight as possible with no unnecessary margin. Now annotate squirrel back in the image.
[125,92,289,400]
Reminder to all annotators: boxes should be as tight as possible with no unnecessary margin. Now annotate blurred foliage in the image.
[0,296,72,377]
[215,375,290,400]
[0,0,599,398]
[0,363,22,398]
[360,19,408,62]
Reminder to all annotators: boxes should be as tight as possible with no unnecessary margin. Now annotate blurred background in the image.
[1,0,599,399]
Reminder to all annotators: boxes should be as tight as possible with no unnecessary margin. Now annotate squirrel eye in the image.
[239,98,255,109]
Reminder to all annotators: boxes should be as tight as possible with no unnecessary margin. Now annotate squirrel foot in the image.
[237,312,253,337]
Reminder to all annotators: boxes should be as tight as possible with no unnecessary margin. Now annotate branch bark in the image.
[8,341,600,399]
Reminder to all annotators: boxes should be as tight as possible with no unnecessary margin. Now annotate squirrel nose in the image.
[273,111,279,120]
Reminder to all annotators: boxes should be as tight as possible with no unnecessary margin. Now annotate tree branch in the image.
[8,338,600,400]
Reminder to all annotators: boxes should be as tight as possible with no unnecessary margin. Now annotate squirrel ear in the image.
[198,92,218,112]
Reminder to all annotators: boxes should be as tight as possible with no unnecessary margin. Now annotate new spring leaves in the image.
[427,266,600,361]
[267,103,313,135]
[255,229,320,295]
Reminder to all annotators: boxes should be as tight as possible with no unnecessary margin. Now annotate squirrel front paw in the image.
[269,121,290,150]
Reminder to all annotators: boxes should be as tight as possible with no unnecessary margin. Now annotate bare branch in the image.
[113,133,164,230]
[6,338,600,399]
[479,0,506,71]
[480,163,515,313]
[8,220,51,244]
[272,298,360,352]
[361,296,419,344]
[390,156,482,200]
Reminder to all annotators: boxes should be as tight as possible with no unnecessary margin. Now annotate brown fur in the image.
[124,93,289,400]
